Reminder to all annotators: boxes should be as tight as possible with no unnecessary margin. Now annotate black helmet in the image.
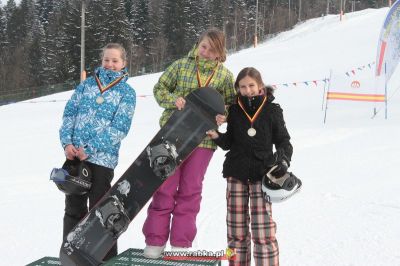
[50,160,92,195]
[262,166,302,203]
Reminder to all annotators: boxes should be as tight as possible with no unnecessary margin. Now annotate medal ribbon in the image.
[237,96,267,128]
[195,56,219,87]
[95,73,128,94]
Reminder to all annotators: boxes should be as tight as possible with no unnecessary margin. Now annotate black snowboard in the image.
[59,87,225,266]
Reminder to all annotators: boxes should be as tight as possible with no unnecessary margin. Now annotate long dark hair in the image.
[234,67,274,96]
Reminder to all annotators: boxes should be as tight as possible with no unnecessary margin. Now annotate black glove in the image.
[269,149,289,178]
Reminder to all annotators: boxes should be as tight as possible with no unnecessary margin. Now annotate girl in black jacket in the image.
[207,67,293,266]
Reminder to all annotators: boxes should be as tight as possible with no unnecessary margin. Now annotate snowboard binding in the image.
[95,195,130,238]
[147,140,179,179]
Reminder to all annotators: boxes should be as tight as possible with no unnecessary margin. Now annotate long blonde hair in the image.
[198,28,227,62]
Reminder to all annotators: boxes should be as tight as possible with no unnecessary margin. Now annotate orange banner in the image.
[327,92,385,102]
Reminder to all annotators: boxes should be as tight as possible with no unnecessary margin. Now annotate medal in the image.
[247,127,256,137]
[96,96,104,104]
[238,96,267,138]
[94,71,128,104]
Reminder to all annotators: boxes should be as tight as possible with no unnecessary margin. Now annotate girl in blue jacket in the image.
[59,43,136,261]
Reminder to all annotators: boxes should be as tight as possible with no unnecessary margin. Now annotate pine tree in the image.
[147,0,168,72]
[163,0,186,61]
[196,0,211,30]
[27,0,48,86]
[244,0,257,41]
[56,0,81,81]
[124,0,134,21]
[209,0,225,29]
[0,2,8,94]
[4,0,16,23]
[33,0,57,84]
[28,25,46,86]
[129,0,150,47]
[86,0,109,72]
[127,0,151,73]
[24,0,41,44]
[0,3,7,50]
[35,0,55,31]
[182,0,209,52]
[45,1,64,83]
[105,0,131,46]
[6,2,24,48]
[225,0,244,50]
[4,0,38,89]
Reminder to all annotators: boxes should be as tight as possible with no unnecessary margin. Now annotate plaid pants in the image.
[226,177,279,266]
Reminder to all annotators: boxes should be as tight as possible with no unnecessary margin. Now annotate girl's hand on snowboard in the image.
[175,97,186,110]
[64,144,78,160]
[206,130,219,139]
[216,114,226,126]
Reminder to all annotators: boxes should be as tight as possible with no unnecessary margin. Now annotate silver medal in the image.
[96,96,104,104]
[247,127,256,137]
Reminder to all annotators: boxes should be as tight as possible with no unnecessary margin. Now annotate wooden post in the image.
[81,71,87,81]
[254,0,258,47]
[80,0,86,82]
[340,0,343,21]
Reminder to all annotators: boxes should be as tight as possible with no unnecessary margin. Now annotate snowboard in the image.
[59,87,225,266]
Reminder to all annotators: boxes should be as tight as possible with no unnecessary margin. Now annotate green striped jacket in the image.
[154,46,236,149]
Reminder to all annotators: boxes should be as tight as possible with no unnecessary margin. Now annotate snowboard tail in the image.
[59,87,225,265]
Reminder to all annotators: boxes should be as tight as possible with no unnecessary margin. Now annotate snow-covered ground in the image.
[1,8,399,266]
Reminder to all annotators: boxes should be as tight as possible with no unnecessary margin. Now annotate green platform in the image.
[27,248,221,266]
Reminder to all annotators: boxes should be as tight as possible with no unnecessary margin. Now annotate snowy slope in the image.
[1,8,399,266]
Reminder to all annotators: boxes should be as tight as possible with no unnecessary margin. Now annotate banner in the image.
[376,0,400,81]
[328,67,385,103]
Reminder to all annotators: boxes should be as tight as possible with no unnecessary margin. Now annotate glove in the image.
[269,149,289,178]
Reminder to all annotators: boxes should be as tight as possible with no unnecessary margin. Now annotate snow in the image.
[1,8,400,266]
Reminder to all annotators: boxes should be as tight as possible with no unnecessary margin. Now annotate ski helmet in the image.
[262,165,302,203]
[50,160,92,195]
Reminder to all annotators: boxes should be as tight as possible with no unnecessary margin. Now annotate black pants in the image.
[63,160,117,261]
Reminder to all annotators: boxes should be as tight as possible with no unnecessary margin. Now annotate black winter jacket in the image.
[214,94,293,182]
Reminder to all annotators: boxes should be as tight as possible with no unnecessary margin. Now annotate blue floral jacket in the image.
[59,67,136,169]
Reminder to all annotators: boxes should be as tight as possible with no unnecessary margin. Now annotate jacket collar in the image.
[187,45,220,71]
[237,93,275,115]
[95,67,128,84]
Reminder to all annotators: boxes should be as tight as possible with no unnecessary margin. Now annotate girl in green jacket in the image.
[143,28,236,258]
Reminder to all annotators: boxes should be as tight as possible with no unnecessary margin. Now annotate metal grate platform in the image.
[27,248,221,266]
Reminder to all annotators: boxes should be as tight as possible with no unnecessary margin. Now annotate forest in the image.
[0,0,390,101]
